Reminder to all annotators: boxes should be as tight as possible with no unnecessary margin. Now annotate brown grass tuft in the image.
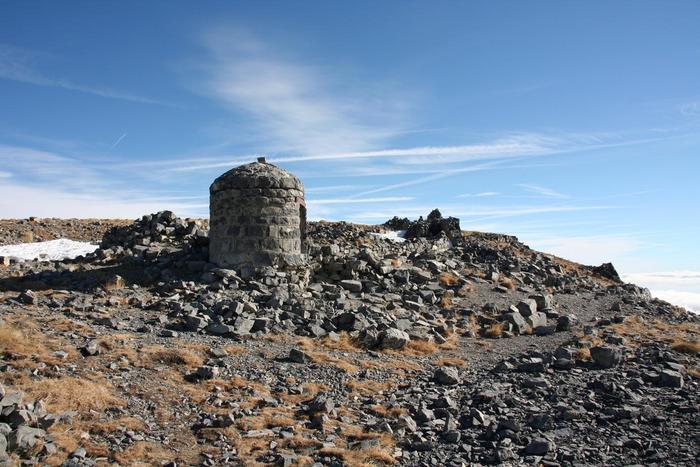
[369,405,407,418]
[0,322,77,367]
[484,322,504,338]
[435,357,467,368]
[671,340,700,355]
[21,376,124,413]
[574,347,591,361]
[607,316,699,354]
[318,446,396,465]
[295,333,361,352]
[140,346,204,368]
[499,277,516,290]
[438,272,459,287]
[346,379,392,396]
[223,344,247,355]
[237,407,297,431]
[113,442,177,465]
[403,339,439,355]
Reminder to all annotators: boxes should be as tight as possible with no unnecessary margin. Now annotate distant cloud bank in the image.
[622,271,700,314]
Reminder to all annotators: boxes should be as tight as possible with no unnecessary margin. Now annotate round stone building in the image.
[209,157,306,269]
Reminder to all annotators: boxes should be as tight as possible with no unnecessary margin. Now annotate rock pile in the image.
[385,208,462,243]
[0,385,72,463]
[99,210,209,258]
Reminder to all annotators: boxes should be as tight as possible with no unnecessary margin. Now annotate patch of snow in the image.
[371,230,406,242]
[0,239,99,261]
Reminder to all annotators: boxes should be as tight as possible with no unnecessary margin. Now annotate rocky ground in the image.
[0,219,131,246]
[0,210,698,466]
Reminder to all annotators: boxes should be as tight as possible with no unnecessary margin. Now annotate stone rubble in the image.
[0,210,697,466]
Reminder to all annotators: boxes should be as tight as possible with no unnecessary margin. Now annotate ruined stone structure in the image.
[209,157,306,270]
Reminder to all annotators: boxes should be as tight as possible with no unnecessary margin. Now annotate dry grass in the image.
[321,423,396,465]
[574,347,591,361]
[225,375,271,395]
[475,339,492,348]
[346,379,393,397]
[469,314,480,336]
[139,345,204,368]
[368,405,407,418]
[318,446,396,466]
[295,333,361,352]
[16,375,124,413]
[237,407,297,431]
[403,339,439,355]
[439,292,453,310]
[223,344,247,355]
[80,416,147,435]
[113,442,178,465]
[0,322,78,367]
[358,358,422,373]
[484,322,504,338]
[435,357,467,368]
[311,352,359,373]
[279,382,327,404]
[279,434,322,450]
[44,424,80,465]
[671,340,700,355]
[607,316,700,353]
[499,277,516,290]
[438,272,459,287]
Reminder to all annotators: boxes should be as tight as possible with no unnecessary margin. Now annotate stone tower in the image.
[209,157,306,270]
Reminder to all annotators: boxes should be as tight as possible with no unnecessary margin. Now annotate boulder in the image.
[526,311,547,329]
[525,437,555,455]
[502,312,530,334]
[659,369,684,388]
[434,367,460,385]
[590,346,624,369]
[379,328,410,350]
[516,299,537,317]
[8,426,45,453]
[340,280,363,293]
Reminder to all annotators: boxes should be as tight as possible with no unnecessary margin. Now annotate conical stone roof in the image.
[210,161,303,193]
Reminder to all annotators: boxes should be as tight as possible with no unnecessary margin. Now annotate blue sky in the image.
[0,1,699,308]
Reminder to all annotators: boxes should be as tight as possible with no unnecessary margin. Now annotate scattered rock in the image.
[590,346,624,369]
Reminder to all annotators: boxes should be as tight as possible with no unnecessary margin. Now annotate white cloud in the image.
[457,192,499,198]
[0,182,205,219]
[517,183,569,199]
[308,196,413,205]
[0,144,102,190]
[622,271,700,314]
[648,290,700,314]
[525,234,645,266]
[0,144,209,219]
[0,170,11,178]
[622,271,700,285]
[0,44,168,105]
[197,29,406,155]
[305,184,373,194]
[344,204,613,223]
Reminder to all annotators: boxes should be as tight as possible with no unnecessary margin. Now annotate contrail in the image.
[109,133,127,151]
